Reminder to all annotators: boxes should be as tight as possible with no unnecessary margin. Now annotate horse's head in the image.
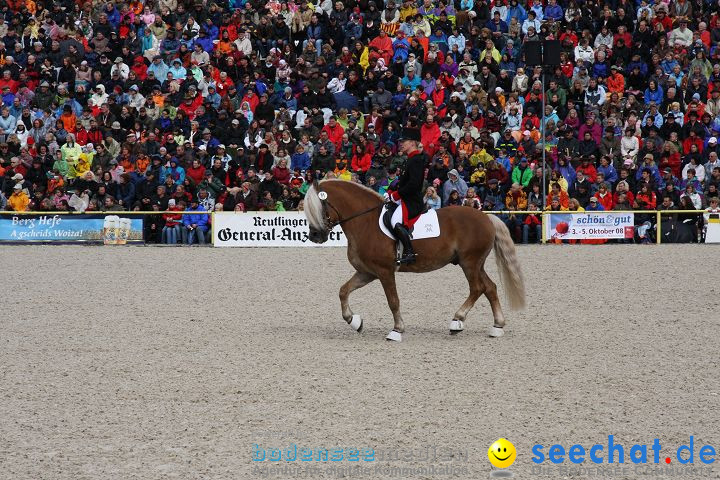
[304,179,384,243]
[305,182,334,244]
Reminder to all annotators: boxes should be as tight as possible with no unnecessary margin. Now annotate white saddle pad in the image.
[379,205,441,240]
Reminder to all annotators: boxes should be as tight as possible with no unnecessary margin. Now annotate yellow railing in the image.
[483,210,708,244]
[0,211,212,215]
[0,210,710,245]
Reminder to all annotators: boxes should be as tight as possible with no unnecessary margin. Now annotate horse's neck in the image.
[330,184,382,242]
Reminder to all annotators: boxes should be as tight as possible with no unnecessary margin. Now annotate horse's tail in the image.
[488,215,526,311]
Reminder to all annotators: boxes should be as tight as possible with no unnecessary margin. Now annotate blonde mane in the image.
[304,183,325,231]
[304,180,383,231]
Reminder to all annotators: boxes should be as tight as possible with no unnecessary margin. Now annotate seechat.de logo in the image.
[532,436,716,465]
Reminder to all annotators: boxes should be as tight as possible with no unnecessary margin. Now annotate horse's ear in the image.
[312,178,319,190]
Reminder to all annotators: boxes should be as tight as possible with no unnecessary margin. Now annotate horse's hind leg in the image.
[480,270,507,337]
[378,272,404,342]
[340,271,375,332]
[450,260,486,334]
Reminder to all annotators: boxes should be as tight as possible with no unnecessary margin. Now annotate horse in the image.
[304,179,526,341]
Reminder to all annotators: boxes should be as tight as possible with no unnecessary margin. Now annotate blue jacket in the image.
[291,152,311,171]
[635,164,662,185]
[147,61,170,82]
[204,25,219,40]
[597,164,618,185]
[117,181,136,208]
[194,36,215,53]
[307,24,324,40]
[183,205,209,230]
[0,113,16,132]
[626,60,648,77]
[505,5,527,24]
[106,6,121,28]
[644,86,664,105]
[344,22,362,41]
[544,4,563,20]
[557,163,577,186]
[592,62,609,79]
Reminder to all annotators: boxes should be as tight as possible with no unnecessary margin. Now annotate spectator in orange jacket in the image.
[595,183,614,210]
[59,105,77,133]
[607,66,625,94]
[546,182,570,208]
[505,182,528,210]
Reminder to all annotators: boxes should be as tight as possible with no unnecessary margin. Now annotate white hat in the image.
[168,199,176,206]
[13,183,22,190]
[710,137,718,144]
[11,173,23,181]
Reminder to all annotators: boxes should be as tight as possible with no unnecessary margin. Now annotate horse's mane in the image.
[304,183,325,231]
[322,179,384,201]
[304,180,383,231]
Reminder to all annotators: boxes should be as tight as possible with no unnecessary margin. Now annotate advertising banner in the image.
[0,214,144,243]
[545,212,635,240]
[214,212,346,247]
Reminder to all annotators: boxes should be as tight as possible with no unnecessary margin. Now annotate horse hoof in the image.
[489,326,505,338]
[386,330,402,342]
[350,314,363,333]
[449,320,464,334]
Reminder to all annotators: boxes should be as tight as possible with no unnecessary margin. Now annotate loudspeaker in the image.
[544,40,561,66]
[525,41,542,66]
[524,40,562,66]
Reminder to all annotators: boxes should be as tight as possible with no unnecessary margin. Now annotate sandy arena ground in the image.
[1,244,719,480]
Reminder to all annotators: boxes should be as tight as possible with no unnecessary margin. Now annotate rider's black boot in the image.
[393,223,417,265]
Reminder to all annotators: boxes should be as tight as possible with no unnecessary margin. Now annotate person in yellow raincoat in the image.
[8,184,30,211]
[68,143,94,178]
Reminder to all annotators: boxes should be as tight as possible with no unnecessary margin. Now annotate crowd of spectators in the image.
[1,0,720,244]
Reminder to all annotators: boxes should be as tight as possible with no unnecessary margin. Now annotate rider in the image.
[385,132,426,265]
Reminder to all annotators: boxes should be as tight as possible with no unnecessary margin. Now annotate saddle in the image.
[379,203,441,241]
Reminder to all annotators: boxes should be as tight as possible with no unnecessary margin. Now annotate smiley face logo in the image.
[488,438,516,468]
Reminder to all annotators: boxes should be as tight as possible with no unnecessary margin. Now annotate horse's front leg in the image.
[339,271,376,333]
[378,272,404,342]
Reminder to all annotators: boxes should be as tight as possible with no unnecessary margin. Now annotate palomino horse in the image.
[304,179,526,341]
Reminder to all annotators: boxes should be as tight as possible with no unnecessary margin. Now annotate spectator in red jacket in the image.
[420,114,441,158]
[595,183,614,210]
[272,158,292,185]
[321,116,345,151]
[576,157,598,183]
[351,144,372,179]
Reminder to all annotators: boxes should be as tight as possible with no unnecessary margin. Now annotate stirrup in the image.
[396,252,417,265]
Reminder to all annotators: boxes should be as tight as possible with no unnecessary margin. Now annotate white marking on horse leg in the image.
[350,315,363,332]
[488,326,505,338]
[449,320,464,333]
[386,330,402,342]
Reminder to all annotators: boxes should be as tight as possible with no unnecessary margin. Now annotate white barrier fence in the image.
[213,212,347,247]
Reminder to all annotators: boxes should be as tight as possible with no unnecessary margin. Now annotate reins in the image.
[317,187,384,229]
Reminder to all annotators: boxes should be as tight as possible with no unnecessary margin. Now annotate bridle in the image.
[317,186,384,230]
